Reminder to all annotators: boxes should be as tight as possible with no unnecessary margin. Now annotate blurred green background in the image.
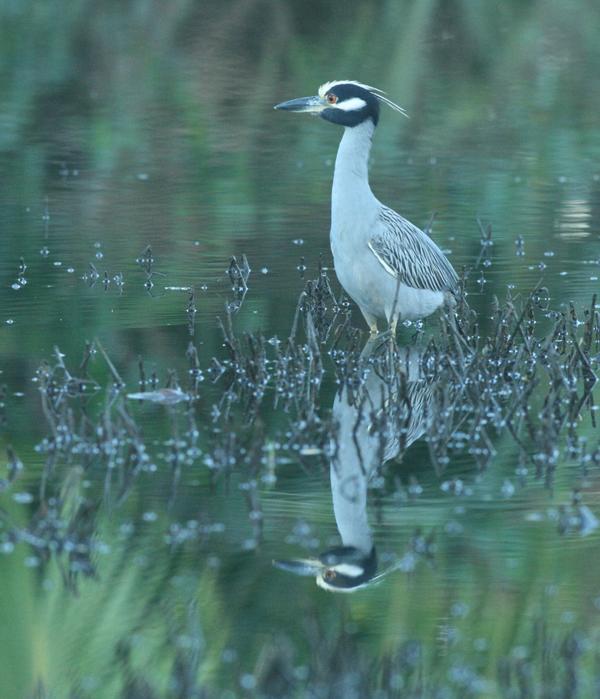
[1,0,600,697]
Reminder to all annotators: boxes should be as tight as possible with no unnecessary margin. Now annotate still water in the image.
[1,2,600,697]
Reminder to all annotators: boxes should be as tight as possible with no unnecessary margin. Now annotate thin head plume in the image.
[318,80,409,118]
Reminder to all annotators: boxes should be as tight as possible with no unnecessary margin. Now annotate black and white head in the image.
[273,545,377,593]
[274,80,407,128]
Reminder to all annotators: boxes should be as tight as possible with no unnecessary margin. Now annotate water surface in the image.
[1,2,600,697]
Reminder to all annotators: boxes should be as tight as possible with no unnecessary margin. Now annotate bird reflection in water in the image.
[274,336,434,592]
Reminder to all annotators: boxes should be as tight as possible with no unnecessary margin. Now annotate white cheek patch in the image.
[336,97,367,112]
[333,563,364,577]
[316,577,359,593]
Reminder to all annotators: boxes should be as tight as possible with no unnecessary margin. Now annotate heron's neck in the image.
[332,120,376,217]
[330,463,373,554]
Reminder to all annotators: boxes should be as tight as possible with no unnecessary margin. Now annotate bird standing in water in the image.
[275,81,458,335]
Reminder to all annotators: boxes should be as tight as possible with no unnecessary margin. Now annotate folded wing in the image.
[368,207,458,293]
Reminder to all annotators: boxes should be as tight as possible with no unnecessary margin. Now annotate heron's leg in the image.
[444,307,466,366]
[360,307,379,335]
[376,313,399,368]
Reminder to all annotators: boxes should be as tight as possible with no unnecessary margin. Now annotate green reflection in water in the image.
[1,0,600,697]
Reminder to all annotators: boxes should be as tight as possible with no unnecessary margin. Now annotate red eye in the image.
[326,93,337,105]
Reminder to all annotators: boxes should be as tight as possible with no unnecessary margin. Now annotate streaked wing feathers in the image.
[369,207,458,293]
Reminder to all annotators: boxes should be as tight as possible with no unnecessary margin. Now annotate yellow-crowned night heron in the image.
[274,337,432,592]
[275,81,458,334]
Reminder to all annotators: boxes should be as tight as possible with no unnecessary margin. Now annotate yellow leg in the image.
[360,307,379,335]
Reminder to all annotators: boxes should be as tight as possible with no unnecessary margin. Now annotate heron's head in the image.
[273,545,377,593]
[274,80,407,128]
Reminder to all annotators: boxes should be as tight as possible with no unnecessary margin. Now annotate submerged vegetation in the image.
[1,0,600,697]
[1,264,599,696]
